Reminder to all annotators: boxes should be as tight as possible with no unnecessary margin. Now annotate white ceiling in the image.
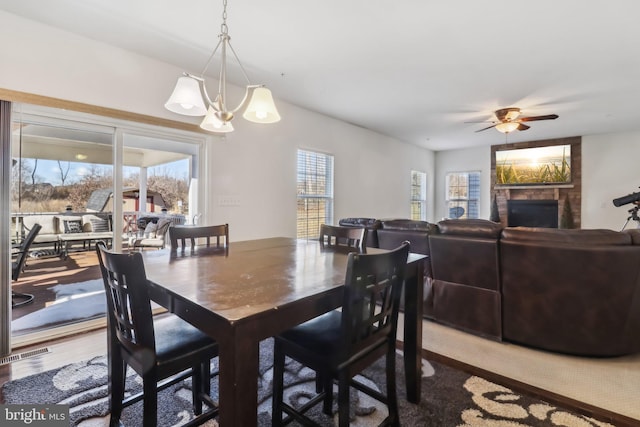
[2,0,640,151]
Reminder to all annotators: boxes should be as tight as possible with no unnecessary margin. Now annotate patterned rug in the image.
[2,339,614,426]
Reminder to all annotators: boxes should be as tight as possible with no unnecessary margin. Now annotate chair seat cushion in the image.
[153,315,217,362]
[279,310,342,354]
[133,237,164,247]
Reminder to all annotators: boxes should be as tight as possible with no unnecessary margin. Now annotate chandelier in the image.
[164,0,280,133]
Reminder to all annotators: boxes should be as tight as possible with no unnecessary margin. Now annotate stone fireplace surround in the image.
[491,136,582,228]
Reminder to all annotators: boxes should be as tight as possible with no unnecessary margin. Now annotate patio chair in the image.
[11,223,42,308]
[132,218,172,251]
[271,242,410,427]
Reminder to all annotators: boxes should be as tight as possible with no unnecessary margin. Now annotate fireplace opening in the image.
[507,200,558,228]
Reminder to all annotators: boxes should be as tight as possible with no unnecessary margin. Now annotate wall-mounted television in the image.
[495,144,571,185]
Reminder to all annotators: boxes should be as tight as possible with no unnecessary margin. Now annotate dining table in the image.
[143,237,425,426]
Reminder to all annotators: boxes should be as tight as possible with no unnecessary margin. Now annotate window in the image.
[410,170,427,221]
[445,171,480,219]
[297,149,334,239]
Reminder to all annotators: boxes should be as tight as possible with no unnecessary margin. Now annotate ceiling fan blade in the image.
[518,114,559,122]
[517,123,530,131]
[475,124,498,133]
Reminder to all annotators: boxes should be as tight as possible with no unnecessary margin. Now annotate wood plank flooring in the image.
[11,249,102,322]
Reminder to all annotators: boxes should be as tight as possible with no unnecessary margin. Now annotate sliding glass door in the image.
[2,102,205,350]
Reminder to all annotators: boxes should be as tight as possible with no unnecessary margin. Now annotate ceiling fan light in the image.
[243,87,281,124]
[496,122,520,133]
[165,76,208,117]
[200,106,234,133]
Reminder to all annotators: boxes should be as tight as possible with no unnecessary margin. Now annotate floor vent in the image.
[0,347,50,366]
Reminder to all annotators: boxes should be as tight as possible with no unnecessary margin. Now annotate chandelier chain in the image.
[164,0,281,128]
[221,0,228,35]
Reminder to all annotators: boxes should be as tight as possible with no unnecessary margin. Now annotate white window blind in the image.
[296,149,334,239]
[410,170,427,221]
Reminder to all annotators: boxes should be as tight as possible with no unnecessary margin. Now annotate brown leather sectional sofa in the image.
[338,217,640,357]
[500,226,640,356]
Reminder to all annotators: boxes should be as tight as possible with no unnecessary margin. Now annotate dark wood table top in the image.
[145,237,351,322]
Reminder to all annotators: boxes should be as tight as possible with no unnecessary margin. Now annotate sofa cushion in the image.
[380,219,437,233]
[84,214,111,233]
[501,227,632,245]
[22,215,59,236]
[62,219,83,234]
[623,229,640,245]
[338,218,381,229]
[436,218,503,238]
[144,222,159,238]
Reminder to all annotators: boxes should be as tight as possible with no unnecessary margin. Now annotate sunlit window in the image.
[410,170,427,220]
[296,149,334,239]
[445,171,480,219]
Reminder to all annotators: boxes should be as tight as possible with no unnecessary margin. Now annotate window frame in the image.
[410,170,427,221]
[445,171,480,219]
[296,149,334,239]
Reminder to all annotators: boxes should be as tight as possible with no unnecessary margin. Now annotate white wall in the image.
[434,146,492,221]
[0,11,435,242]
[582,131,640,230]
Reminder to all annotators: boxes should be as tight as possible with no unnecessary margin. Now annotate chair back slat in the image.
[319,224,366,252]
[96,242,156,360]
[341,242,409,358]
[169,224,229,251]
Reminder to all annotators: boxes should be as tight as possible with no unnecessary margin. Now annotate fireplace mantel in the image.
[496,184,574,190]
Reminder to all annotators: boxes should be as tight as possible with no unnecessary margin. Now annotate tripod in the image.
[621,205,640,230]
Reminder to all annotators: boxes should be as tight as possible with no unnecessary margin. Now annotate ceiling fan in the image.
[471,107,559,133]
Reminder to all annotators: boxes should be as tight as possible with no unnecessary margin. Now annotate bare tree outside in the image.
[30,158,38,185]
[67,165,113,211]
[57,160,71,185]
[12,158,190,214]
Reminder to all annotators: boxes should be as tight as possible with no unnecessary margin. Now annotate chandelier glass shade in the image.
[164,0,280,132]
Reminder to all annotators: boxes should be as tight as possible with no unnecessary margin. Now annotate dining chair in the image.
[271,242,410,427]
[11,223,42,308]
[169,223,229,251]
[318,224,367,252]
[95,241,219,427]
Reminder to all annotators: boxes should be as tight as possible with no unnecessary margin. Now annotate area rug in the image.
[2,339,613,427]
[11,279,106,334]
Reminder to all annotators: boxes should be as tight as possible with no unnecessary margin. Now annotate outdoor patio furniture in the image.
[11,223,42,307]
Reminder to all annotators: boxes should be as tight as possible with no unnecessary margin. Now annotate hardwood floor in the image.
[12,249,102,322]
[0,329,107,399]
